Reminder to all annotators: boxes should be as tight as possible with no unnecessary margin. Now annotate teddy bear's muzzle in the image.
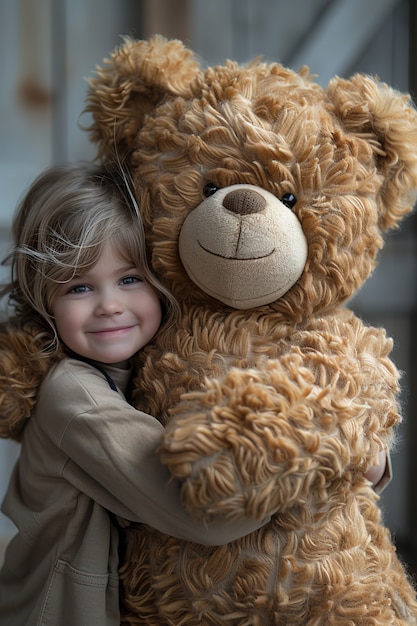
[178,184,308,309]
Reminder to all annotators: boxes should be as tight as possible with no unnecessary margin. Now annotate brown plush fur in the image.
[2,35,417,623]
[0,321,62,440]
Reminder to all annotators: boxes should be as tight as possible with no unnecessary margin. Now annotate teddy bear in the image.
[2,34,417,624]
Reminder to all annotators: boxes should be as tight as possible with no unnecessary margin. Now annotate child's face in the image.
[50,240,162,365]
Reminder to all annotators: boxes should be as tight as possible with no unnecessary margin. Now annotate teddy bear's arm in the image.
[160,315,400,522]
[0,321,59,440]
[160,358,357,522]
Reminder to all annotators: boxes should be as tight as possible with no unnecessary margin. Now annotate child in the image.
[0,162,271,626]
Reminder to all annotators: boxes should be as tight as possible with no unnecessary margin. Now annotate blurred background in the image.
[0,0,416,576]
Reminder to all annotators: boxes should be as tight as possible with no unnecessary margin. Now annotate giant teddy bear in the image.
[2,35,417,624]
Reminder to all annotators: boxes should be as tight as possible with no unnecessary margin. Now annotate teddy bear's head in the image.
[86,35,417,322]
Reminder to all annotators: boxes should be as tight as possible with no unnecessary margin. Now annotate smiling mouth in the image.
[197,241,275,260]
[91,326,134,335]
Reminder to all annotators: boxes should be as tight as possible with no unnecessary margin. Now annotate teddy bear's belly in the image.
[125,310,417,623]
[120,492,417,625]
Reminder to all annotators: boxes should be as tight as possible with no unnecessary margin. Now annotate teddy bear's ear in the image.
[84,35,201,160]
[327,74,417,230]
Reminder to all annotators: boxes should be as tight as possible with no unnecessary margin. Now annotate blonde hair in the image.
[2,161,179,354]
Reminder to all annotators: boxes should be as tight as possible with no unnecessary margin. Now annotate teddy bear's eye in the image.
[281,193,297,209]
[203,183,220,198]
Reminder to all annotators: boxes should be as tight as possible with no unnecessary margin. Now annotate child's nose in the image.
[95,289,124,315]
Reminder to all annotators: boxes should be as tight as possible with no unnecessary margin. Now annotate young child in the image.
[0,162,270,626]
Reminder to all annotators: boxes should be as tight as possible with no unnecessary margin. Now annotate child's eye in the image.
[120,275,143,286]
[68,284,90,294]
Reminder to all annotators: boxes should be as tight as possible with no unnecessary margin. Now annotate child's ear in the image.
[83,35,201,161]
[327,74,417,231]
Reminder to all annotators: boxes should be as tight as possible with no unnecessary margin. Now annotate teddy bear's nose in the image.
[223,188,266,215]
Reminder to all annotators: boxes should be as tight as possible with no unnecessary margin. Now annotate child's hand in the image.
[365,449,392,493]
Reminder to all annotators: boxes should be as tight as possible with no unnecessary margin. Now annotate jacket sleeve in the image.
[36,360,269,545]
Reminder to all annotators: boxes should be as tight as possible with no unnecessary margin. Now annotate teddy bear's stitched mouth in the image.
[197,241,276,261]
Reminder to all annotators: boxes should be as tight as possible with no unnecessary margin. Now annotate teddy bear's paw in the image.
[160,359,354,521]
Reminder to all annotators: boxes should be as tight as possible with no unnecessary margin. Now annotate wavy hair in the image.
[1,161,179,354]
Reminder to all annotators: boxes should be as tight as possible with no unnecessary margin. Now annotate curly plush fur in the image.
[2,36,417,624]
[0,322,62,440]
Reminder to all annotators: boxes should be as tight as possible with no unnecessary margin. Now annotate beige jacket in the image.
[0,358,267,626]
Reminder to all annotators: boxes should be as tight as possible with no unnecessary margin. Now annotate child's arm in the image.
[35,359,269,545]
